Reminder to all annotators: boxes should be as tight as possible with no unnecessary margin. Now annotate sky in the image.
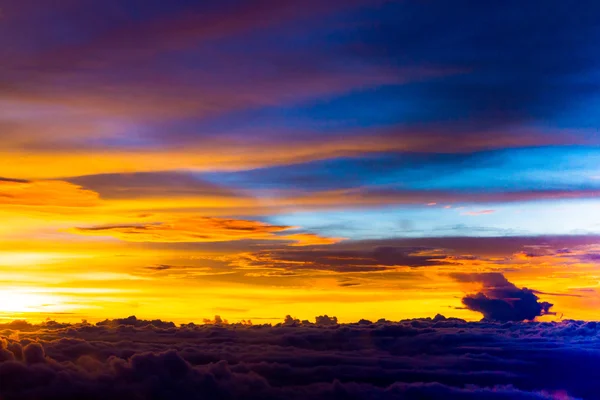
[1,0,600,325]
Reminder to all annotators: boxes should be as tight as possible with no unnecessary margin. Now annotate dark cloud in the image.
[144,264,173,271]
[68,172,241,199]
[2,316,599,399]
[451,273,554,322]
[328,236,600,259]
[223,235,600,278]
[315,315,338,326]
[0,177,29,183]
[95,315,176,329]
[338,282,360,288]
[232,246,449,273]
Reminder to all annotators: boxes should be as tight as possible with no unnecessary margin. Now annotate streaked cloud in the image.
[72,216,340,246]
[462,210,495,216]
[0,179,99,207]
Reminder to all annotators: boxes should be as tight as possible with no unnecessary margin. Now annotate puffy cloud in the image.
[283,315,301,326]
[315,315,338,326]
[95,316,176,329]
[451,273,554,322]
[0,316,596,399]
[72,216,340,246]
[201,315,228,325]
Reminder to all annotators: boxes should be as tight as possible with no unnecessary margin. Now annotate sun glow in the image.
[0,290,57,313]
[0,251,88,266]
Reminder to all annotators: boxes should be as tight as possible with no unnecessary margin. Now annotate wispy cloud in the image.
[72,216,341,246]
[462,209,496,216]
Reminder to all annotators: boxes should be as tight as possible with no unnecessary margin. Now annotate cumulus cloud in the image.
[0,316,595,399]
[451,273,554,322]
[315,315,338,326]
[72,216,340,246]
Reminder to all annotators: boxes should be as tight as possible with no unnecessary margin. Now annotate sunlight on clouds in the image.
[0,0,598,344]
[0,251,90,266]
[0,289,59,313]
[0,179,99,207]
[70,216,341,245]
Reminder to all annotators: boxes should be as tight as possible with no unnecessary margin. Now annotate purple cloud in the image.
[451,273,554,322]
[1,316,595,399]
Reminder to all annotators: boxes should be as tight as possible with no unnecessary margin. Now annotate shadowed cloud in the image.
[230,246,449,273]
[67,172,242,199]
[0,316,597,399]
[451,273,554,322]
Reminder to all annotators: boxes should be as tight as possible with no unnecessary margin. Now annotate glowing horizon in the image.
[1,0,599,327]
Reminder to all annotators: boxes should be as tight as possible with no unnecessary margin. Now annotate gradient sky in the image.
[1,0,600,324]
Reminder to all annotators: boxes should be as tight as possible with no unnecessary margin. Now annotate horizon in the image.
[1,1,600,399]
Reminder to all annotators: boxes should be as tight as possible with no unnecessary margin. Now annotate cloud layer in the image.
[1,316,597,399]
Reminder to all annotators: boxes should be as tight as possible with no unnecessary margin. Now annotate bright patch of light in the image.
[0,290,56,313]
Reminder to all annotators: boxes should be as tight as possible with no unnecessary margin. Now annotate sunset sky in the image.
[1,0,600,324]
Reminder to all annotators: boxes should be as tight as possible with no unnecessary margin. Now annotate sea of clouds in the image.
[1,314,599,399]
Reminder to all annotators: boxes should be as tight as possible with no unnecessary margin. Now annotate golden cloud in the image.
[0,178,99,207]
[71,216,341,246]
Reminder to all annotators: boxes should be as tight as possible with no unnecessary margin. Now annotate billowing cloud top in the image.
[0,0,600,349]
[1,316,598,399]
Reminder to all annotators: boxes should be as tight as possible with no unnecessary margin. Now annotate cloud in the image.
[72,216,340,246]
[230,245,449,273]
[95,315,176,329]
[286,187,600,210]
[0,1,414,160]
[0,178,99,207]
[315,315,338,325]
[0,316,596,399]
[451,273,554,322]
[462,210,495,216]
[2,0,599,183]
[6,0,377,72]
[144,265,172,271]
[67,172,242,200]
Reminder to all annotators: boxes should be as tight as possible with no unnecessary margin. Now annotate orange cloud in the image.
[71,216,340,246]
[0,178,99,207]
[283,233,342,246]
